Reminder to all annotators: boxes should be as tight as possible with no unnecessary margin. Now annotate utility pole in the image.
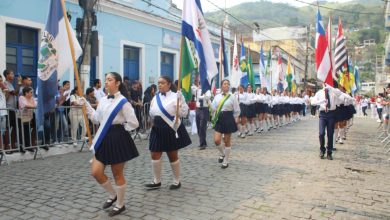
[304,25,310,88]
[79,0,96,91]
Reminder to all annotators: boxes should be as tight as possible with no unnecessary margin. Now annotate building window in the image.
[123,46,140,81]
[160,52,174,80]
[6,25,38,88]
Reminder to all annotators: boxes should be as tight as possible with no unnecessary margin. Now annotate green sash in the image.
[212,94,231,128]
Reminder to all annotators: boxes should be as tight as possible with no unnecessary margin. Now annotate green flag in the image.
[180,37,195,102]
[248,49,255,90]
[286,58,293,92]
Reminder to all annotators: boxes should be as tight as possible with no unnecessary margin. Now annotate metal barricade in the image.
[0,106,98,166]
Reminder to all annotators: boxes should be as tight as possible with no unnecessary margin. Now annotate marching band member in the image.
[212,79,240,168]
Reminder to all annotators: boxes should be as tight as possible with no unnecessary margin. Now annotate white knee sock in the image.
[333,128,339,146]
[100,180,116,199]
[115,183,126,208]
[255,120,260,129]
[237,124,242,133]
[170,160,180,185]
[152,159,162,184]
[216,144,224,156]
[223,147,231,164]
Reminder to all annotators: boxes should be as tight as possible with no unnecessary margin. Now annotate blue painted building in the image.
[0,0,231,90]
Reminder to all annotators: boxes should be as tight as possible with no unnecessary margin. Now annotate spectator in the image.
[18,76,33,97]
[0,75,8,153]
[86,87,98,109]
[129,81,142,130]
[123,76,132,100]
[69,86,86,146]
[361,97,368,116]
[93,79,106,101]
[18,87,37,153]
[376,94,384,122]
[143,84,156,130]
[3,69,21,153]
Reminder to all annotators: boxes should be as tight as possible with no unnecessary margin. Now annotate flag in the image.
[240,37,247,74]
[37,0,82,127]
[230,35,242,88]
[286,58,293,92]
[354,66,361,92]
[259,45,267,89]
[334,17,347,79]
[326,16,336,82]
[182,0,218,93]
[273,54,283,91]
[180,37,196,102]
[247,47,254,90]
[315,9,333,86]
[218,27,229,85]
[266,48,272,91]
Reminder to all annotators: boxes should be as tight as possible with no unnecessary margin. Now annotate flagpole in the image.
[219,27,223,88]
[60,0,92,146]
[175,36,184,126]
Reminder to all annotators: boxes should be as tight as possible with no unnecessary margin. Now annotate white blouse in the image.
[149,91,189,119]
[85,91,139,131]
[212,93,240,118]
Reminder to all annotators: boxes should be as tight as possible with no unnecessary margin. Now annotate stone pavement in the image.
[0,116,389,220]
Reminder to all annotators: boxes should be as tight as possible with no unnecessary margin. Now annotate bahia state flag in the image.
[37,0,82,127]
[180,37,196,102]
[181,0,217,93]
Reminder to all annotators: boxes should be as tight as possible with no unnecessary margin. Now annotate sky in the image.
[171,0,354,12]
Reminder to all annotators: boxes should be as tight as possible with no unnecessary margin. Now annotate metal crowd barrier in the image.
[0,106,97,165]
[0,101,192,165]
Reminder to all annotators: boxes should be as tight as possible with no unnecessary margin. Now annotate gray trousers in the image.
[196,107,209,147]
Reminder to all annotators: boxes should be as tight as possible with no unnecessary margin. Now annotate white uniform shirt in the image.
[149,91,189,119]
[212,93,240,118]
[246,92,256,104]
[94,87,106,101]
[86,91,139,131]
[311,86,343,111]
[235,92,249,105]
[191,85,211,108]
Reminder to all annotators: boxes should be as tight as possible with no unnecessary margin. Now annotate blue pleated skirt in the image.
[149,116,192,152]
[95,124,139,165]
[214,111,238,134]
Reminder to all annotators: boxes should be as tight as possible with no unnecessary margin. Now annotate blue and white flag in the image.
[354,66,361,92]
[259,45,267,89]
[37,0,82,127]
[182,0,218,93]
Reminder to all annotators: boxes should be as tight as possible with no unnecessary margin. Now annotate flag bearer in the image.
[83,72,139,217]
[144,76,191,190]
[212,79,240,169]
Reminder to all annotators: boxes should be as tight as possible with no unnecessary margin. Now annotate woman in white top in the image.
[236,85,248,138]
[84,72,139,217]
[144,76,191,190]
[212,79,240,168]
[376,95,384,122]
[69,86,86,146]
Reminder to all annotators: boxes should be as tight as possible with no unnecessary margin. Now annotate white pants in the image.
[69,110,86,142]
[189,110,197,135]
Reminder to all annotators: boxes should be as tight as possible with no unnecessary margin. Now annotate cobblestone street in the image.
[1,116,389,220]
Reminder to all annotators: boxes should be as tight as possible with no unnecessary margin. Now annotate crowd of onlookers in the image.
[0,69,158,155]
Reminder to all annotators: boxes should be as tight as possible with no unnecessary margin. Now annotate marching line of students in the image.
[82,74,356,217]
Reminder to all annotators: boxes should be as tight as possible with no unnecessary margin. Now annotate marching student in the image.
[144,76,191,190]
[311,84,344,160]
[211,79,240,168]
[246,85,256,136]
[236,85,248,138]
[83,72,139,217]
[191,78,211,150]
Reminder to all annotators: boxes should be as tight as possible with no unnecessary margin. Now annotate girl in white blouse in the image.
[212,79,240,168]
[84,72,139,217]
[144,76,191,190]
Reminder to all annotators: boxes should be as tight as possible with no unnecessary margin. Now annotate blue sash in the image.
[91,97,127,153]
[156,93,174,122]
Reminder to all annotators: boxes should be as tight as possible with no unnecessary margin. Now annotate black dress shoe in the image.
[20,149,26,154]
[169,182,181,190]
[199,146,206,150]
[327,154,333,160]
[41,146,49,151]
[332,148,337,151]
[144,181,161,189]
[218,156,224,163]
[319,151,325,159]
[221,163,229,169]
[102,196,117,209]
[26,148,35,152]
[108,206,125,217]
[5,151,13,154]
